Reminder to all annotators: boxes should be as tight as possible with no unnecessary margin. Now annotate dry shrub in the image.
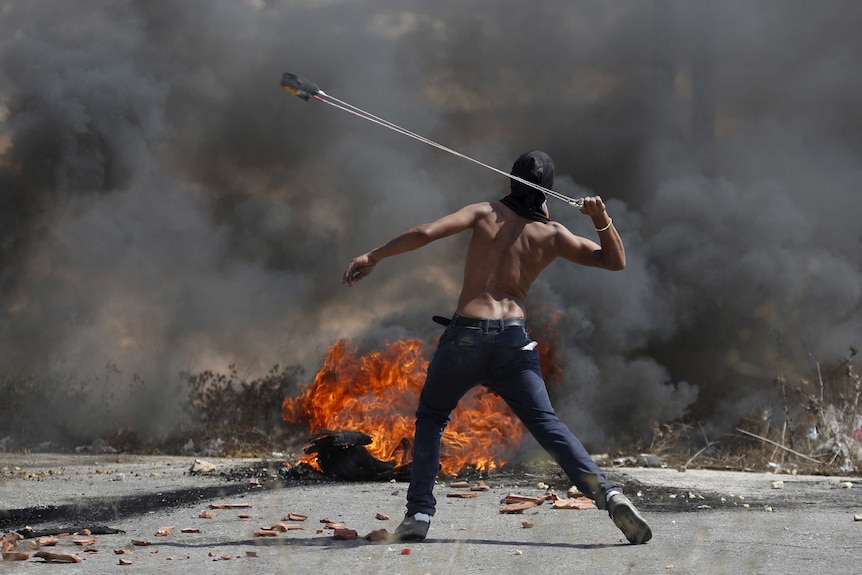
[636,348,861,475]
[182,364,305,455]
[718,348,861,474]
[794,348,862,471]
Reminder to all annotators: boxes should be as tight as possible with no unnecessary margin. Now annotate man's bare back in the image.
[343,197,625,319]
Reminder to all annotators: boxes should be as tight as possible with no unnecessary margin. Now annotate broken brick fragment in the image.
[449,480,470,488]
[323,522,346,530]
[447,492,480,498]
[209,503,252,509]
[254,529,279,537]
[286,513,308,521]
[155,526,175,537]
[552,497,597,510]
[34,551,82,563]
[2,551,30,561]
[1,533,23,550]
[499,501,538,514]
[375,512,390,521]
[267,523,303,532]
[332,528,358,540]
[364,529,391,542]
[501,493,548,505]
[471,481,491,492]
[72,536,98,546]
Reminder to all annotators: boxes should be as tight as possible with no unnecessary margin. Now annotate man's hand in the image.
[578,195,607,217]
[579,195,611,229]
[343,253,377,286]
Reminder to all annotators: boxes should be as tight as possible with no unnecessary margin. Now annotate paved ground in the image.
[1,453,860,574]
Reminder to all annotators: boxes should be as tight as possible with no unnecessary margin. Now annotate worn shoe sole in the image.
[394,518,429,541]
[397,530,427,542]
[609,500,652,544]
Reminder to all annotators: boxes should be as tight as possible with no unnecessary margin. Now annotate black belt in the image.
[433,314,526,330]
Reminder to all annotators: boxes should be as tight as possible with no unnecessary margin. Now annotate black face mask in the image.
[500,150,554,223]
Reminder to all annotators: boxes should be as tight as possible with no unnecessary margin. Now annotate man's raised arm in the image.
[555,195,626,271]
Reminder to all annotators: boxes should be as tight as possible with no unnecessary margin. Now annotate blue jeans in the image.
[406,316,620,517]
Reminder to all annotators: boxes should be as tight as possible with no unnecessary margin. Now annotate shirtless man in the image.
[342,150,652,545]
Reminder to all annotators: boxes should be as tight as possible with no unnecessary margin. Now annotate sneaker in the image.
[607,493,652,544]
[394,514,430,541]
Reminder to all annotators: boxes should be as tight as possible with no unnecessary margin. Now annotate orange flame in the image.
[534,304,564,391]
[282,338,526,476]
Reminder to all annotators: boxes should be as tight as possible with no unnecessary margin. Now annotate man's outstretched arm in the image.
[342,203,490,286]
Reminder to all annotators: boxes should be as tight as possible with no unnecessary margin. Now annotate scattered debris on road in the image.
[190,459,217,474]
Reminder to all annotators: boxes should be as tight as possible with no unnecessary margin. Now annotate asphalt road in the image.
[1,454,860,574]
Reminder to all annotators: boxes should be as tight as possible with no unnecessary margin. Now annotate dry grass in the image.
[641,348,862,475]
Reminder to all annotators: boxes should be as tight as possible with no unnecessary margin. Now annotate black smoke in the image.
[0,0,859,449]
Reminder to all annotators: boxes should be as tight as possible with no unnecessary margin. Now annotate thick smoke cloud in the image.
[1,0,860,449]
